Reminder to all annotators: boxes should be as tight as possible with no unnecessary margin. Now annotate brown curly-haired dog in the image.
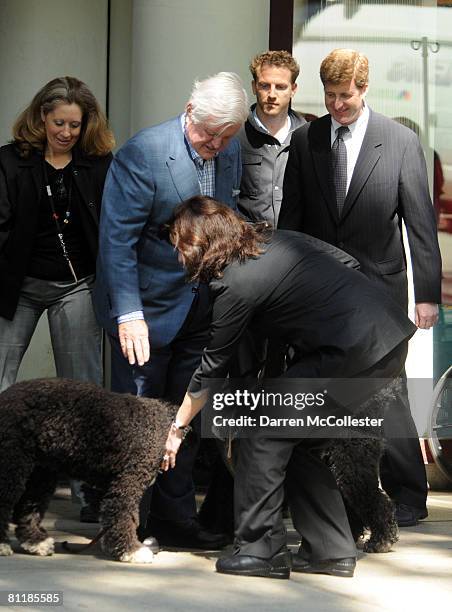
[0,378,176,563]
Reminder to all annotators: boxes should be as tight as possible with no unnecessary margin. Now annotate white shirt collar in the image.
[331,103,369,136]
[252,108,291,139]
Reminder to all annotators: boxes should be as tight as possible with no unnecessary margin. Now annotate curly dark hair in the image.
[168,196,271,282]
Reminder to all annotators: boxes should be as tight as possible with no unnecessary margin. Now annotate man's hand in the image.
[415,303,439,330]
[118,320,150,365]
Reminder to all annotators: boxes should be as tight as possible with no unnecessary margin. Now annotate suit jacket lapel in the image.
[18,153,43,216]
[71,149,98,225]
[18,154,44,200]
[13,154,43,249]
[166,116,200,202]
[310,116,339,224]
[341,110,382,221]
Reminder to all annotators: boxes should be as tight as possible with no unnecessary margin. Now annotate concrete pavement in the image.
[0,487,451,611]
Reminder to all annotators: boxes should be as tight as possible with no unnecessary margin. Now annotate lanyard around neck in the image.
[42,161,78,283]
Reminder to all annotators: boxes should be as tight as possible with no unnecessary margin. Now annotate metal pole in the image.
[421,36,430,147]
[411,37,440,149]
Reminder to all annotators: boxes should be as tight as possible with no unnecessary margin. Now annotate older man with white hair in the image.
[93,72,248,549]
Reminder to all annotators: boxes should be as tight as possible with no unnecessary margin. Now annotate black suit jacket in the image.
[278,110,442,310]
[188,230,416,392]
[0,143,112,319]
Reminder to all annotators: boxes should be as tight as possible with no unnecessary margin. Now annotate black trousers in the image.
[234,436,357,560]
[380,374,428,511]
[233,341,408,560]
[109,285,211,524]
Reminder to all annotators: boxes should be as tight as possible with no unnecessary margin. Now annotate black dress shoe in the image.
[216,550,291,580]
[395,503,428,527]
[147,518,229,550]
[292,553,356,578]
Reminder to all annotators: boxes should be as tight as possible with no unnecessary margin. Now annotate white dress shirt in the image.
[330,104,370,194]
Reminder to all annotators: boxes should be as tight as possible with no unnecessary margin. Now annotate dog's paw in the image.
[119,546,154,564]
[20,537,54,556]
[0,543,13,556]
[355,531,370,550]
[363,540,393,553]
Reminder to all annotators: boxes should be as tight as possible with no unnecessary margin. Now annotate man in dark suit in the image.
[93,72,248,549]
[279,49,442,527]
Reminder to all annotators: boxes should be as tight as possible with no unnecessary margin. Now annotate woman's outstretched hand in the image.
[161,424,184,471]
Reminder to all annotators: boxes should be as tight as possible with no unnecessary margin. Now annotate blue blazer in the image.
[93,115,241,346]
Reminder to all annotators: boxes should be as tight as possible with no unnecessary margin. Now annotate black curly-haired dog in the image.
[321,439,398,553]
[321,382,400,553]
[0,378,177,563]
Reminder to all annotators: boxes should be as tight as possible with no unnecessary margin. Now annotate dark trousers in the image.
[233,341,408,560]
[234,436,357,560]
[109,286,211,524]
[380,374,428,511]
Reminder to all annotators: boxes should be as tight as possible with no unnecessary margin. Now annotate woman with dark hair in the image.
[163,195,416,580]
[0,76,114,391]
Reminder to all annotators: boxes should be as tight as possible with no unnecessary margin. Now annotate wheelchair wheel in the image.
[428,365,452,485]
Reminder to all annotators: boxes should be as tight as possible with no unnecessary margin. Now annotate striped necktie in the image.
[332,125,349,217]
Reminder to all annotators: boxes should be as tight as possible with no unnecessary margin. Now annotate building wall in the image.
[126,0,269,136]
[0,0,109,146]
